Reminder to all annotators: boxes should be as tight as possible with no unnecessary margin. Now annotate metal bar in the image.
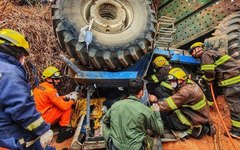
[157,20,175,24]
[70,115,85,149]
[157,40,174,42]
[59,54,84,77]
[86,86,92,139]
[158,138,163,150]
[153,48,200,65]
[60,54,137,82]
[161,138,179,142]
[159,29,175,32]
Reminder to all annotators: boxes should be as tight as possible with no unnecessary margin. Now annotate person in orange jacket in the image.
[33,66,79,143]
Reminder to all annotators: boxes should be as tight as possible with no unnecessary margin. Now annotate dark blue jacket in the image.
[0,52,50,149]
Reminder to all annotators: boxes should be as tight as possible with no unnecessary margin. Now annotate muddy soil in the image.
[162,96,240,150]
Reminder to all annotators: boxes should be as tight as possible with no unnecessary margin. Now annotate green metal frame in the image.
[157,0,240,48]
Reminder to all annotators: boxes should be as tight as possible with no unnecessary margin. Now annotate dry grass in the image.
[0,1,76,93]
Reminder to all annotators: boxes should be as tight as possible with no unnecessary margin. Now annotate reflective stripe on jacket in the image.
[151,75,173,91]
[0,52,49,143]
[149,65,173,91]
[158,79,210,125]
[201,50,240,86]
[33,82,74,114]
[148,65,171,84]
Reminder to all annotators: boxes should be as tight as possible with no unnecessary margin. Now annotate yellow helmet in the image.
[153,56,169,68]
[42,66,62,79]
[168,68,187,81]
[0,29,30,55]
[189,42,204,54]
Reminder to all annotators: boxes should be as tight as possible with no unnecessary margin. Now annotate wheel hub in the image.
[90,0,132,33]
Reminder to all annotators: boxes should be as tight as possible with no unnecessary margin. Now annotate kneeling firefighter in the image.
[33,66,79,143]
[150,68,215,139]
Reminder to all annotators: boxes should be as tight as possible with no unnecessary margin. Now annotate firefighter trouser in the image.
[201,80,221,106]
[42,107,72,127]
[223,82,240,131]
[164,112,210,139]
[164,112,189,131]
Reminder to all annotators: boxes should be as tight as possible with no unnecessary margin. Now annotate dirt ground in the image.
[162,96,240,150]
[51,96,240,150]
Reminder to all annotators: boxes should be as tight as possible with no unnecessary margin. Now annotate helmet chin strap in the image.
[192,49,198,58]
[0,44,17,57]
[193,48,203,58]
[19,56,26,65]
[46,78,58,87]
[53,80,57,87]
[0,44,25,60]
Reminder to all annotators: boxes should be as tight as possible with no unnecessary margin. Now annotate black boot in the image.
[191,125,209,139]
[225,127,240,139]
[57,126,75,143]
[78,133,86,144]
[207,124,216,136]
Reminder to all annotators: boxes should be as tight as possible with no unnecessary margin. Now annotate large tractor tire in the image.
[52,0,156,70]
[212,11,240,60]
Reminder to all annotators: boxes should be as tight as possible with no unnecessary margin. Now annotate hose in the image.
[209,82,239,150]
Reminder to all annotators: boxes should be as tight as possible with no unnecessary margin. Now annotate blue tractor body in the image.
[61,48,200,87]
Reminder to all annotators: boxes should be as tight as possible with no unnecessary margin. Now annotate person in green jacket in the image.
[103,78,164,150]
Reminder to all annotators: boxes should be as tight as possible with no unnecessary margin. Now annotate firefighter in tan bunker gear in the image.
[150,68,214,139]
[146,56,173,99]
[190,42,240,139]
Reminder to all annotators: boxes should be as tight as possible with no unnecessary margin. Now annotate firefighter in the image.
[149,68,214,139]
[103,78,164,150]
[189,42,240,139]
[0,29,53,149]
[146,56,173,99]
[33,66,79,143]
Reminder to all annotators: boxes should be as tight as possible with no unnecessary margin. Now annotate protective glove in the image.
[102,105,108,114]
[149,94,158,103]
[40,129,53,148]
[152,103,160,112]
[65,91,79,101]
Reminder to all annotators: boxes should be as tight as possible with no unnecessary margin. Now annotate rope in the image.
[209,82,239,150]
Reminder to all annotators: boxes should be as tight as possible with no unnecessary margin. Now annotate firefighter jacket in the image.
[0,52,50,147]
[33,81,74,115]
[157,79,210,126]
[103,96,164,150]
[200,50,240,86]
[146,65,173,97]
